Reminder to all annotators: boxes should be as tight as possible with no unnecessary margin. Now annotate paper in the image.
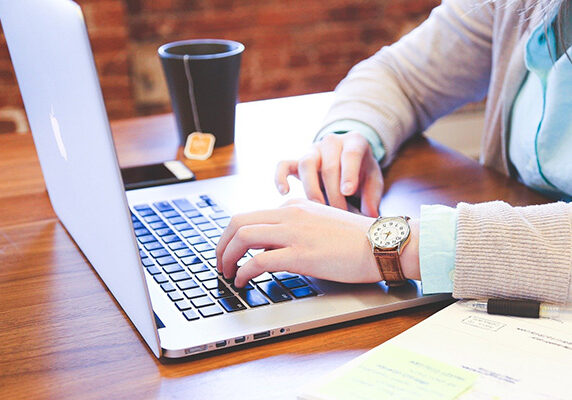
[301,302,572,400]
[300,344,476,400]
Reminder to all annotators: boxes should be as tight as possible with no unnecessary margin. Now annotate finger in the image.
[216,209,285,273]
[339,134,369,196]
[360,161,383,218]
[220,224,287,280]
[234,248,296,287]
[274,160,299,195]
[297,150,326,204]
[319,138,347,210]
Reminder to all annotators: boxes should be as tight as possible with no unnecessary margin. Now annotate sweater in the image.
[321,0,572,303]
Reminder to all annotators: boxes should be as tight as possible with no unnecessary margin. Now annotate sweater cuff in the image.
[419,204,457,294]
[314,120,386,163]
[453,201,572,304]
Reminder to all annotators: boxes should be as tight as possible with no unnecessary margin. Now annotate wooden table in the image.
[0,94,550,399]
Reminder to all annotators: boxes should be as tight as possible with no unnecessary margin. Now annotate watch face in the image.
[368,217,410,249]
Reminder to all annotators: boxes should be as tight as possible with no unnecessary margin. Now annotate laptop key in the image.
[137,234,156,244]
[204,229,220,239]
[167,216,185,225]
[180,229,199,238]
[188,235,207,245]
[211,212,229,220]
[280,277,307,289]
[195,243,213,252]
[141,258,155,267]
[214,217,231,228]
[162,263,184,274]
[156,228,174,237]
[188,263,209,274]
[290,286,317,299]
[201,250,216,260]
[273,271,299,281]
[168,291,184,302]
[202,278,220,290]
[198,304,224,318]
[134,228,150,237]
[257,281,292,303]
[210,286,234,299]
[154,273,169,284]
[175,248,195,258]
[195,270,217,281]
[239,289,269,307]
[162,234,180,243]
[143,215,161,223]
[170,271,191,282]
[183,287,206,299]
[190,216,208,225]
[150,248,170,258]
[219,296,247,312]
[180,255,201,265]
[183,309,200,321]
[191,296,215,308]
[149,221,167,230]
[196,222,215,231]
[162,210,180,218]
[173,222,192,231]
[144,241,163,251]
[168,241,187,250]
[252,272,272,283]
[173,198,195,212]
[153,201,173,212]
[175,299,193,311]
[160,282,175,292]
[184,210,201,218]
[177,278,199,290]
[146,265,161,275]
[156,255,177,266]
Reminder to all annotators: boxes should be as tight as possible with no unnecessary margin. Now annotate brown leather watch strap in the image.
[373,248,406,286]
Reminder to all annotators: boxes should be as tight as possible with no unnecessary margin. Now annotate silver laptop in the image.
[1,0,449,358]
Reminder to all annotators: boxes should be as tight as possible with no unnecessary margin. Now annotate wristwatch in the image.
[367,216,411,286]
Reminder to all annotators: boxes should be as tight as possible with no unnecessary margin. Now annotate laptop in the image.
[0,0,450,358]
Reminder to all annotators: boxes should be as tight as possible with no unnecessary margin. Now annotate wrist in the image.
[400,218,420,280]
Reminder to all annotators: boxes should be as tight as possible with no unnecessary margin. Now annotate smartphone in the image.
[121,160,195,190]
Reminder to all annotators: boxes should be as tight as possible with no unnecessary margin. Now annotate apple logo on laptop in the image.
[50,107,68,161]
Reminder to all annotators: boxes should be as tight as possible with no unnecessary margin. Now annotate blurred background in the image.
[0,0,442,133]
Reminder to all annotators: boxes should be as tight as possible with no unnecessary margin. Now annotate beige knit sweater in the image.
[322,0,572,303]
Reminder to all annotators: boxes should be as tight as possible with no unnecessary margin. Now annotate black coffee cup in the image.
[158,39,244,148]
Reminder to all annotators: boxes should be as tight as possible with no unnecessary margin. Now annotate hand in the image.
[216,199,421,287]
[275,132,383,217]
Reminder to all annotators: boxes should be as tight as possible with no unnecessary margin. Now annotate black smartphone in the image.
[121,160,195,190]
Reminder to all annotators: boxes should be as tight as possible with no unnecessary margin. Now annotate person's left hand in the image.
[216,199,381,287]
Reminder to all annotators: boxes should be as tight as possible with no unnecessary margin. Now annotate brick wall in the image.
[0,0,439,133]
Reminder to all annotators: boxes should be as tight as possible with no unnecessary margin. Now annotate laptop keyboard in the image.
[131,195,319,322]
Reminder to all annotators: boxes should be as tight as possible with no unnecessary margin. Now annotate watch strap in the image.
[373,248,406,286]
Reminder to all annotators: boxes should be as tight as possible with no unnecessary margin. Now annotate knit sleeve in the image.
[453,201,572,303]
[321,0,494,167]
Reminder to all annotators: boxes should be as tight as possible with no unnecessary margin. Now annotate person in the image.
[216,0,572,304]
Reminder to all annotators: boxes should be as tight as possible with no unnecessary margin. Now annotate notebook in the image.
[0,0,450,358]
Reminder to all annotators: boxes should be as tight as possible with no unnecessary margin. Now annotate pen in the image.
[463,299,572,318]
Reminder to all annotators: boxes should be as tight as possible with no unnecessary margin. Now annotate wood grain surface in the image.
[0,95,550,399]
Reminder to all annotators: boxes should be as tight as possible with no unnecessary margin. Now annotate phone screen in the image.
[121,161,195,190]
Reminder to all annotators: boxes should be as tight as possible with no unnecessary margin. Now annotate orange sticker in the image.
[184,132,216,160]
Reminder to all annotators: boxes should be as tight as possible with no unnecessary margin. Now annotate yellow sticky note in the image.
[300,344,477,400]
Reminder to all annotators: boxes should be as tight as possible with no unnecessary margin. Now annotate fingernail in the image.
[278,184,287,195]
[341,182,353,195]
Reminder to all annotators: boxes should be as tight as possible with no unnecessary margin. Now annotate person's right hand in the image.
[274,131,383,217]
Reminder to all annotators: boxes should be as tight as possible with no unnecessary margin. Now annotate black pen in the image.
[463,299,571,318]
